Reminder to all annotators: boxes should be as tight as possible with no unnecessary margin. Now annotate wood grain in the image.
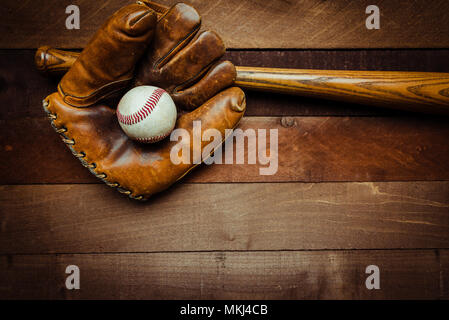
[442,250,449,298]
[0,182,448,254]
[3,49,449,120]
[1,0,449,49]
[235,67,449,115]
[2,116,449,184]
[0,250,446,299]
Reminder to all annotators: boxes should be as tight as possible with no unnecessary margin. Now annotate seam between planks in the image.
[0,248,448,256]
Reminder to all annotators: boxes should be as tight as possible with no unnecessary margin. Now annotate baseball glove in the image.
[43,2,246,200]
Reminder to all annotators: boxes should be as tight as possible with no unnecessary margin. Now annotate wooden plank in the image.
[0,182,448,254]
[0,250,445,299]
[225,50,449,74]
[0,118,96,184]
[4,49,449,121]
[1,0,449,49]
[442,250,449,298]
[0,50,60,120]
[1,116,449,184]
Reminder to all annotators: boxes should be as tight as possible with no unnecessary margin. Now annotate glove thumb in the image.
[58,3,157,107]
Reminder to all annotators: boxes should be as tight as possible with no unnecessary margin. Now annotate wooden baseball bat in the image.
[35,46,449,115]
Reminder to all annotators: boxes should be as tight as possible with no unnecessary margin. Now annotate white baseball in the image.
[117,86,177,143]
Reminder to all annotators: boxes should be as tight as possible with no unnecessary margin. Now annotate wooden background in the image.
[0,0,449,299]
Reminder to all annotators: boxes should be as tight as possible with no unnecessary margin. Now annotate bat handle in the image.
[35,46,449,115]
[35,46,80,74]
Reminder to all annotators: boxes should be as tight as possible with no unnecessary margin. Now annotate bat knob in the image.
[35,46,52,73]
[34,46,80,75]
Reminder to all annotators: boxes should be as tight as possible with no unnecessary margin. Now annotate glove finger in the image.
[148,3,201,68]
[133,3,201,86]
[171,87,247,179]
[59,3,157,107]
[172,60,236,110]
[159,30,225,91]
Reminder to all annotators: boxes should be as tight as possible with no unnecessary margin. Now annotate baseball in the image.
[116,86,177,143]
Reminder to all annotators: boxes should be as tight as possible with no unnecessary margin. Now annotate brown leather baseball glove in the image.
[43,2,246,200]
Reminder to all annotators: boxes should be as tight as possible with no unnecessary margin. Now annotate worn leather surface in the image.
[45,2,246,200]
[59,4,157,107]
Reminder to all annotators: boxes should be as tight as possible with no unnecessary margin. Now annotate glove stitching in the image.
[173,59,217,94]
[42,99,145,201]
[155,24,201,70]
[58,78,132,107]
[137,1,169,21]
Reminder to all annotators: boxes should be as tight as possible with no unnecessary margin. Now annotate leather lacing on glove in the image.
[42,100,138,197]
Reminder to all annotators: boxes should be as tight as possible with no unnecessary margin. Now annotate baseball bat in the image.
[35,46,449,115]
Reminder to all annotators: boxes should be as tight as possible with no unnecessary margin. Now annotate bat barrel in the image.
[235,66,449,115]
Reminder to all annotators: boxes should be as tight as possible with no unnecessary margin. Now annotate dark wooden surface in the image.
[0,1,449,300]
[0,250,445,299]
[1,0,449,49]
[1,182,448,253]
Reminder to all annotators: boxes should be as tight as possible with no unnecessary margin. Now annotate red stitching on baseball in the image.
[117,88,166,125]
[134,131,171,143]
